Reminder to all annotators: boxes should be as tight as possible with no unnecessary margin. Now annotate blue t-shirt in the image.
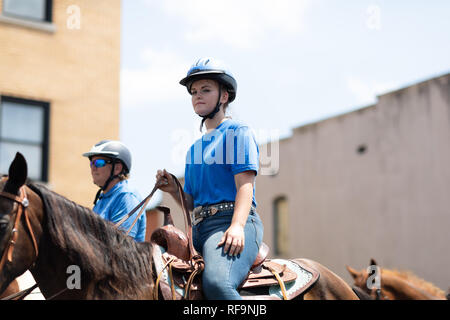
[93,180,146,242]
[184,119,259,208]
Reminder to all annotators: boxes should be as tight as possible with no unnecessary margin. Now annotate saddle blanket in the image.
[153,245,186,297]
[267,259,315,299]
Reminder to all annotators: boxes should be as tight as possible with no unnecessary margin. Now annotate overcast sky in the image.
[119,0,450,206]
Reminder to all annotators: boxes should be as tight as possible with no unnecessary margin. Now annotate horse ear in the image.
[370,258,377,266]
[4,152,28,194]
[346,265,360,279]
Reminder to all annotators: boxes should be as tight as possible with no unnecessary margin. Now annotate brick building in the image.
[0,0,121,207]
[0,0,121,299]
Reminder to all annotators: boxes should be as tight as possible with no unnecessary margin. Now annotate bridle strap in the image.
[170,173,198,261]
[375,288,383,300]
[0,283,38,300]
[0,187,39,273]
[114,183,160,231]
[115,174,203,264]
[0,185,70,301]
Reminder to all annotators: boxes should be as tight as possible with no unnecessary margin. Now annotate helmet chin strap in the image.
[93,162,120,205]
[199,87,223,132]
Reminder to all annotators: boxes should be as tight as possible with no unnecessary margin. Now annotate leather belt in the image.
[191,202,255,226]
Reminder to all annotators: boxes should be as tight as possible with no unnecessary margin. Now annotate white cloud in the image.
[146,0,310,49]
[121,49,190,108]
[346,76,400,105]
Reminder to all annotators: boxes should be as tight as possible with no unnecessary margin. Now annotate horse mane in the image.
[27,182,154,299]
[381,268,446,298]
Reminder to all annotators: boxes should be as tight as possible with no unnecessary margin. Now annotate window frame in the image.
[273,196,289,256]
[2,0,53,23]
[0,96,50,182]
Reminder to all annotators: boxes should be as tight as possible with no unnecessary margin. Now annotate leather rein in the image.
[0,186,40,300]
[114,174,204,300]
[115,174,202,264]
[0,186,39,272]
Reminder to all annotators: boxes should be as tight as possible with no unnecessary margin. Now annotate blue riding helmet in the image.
[179,57,237,102]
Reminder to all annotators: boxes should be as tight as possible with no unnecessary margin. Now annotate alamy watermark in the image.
[366,265,381,290]
[366,5,382,31]
[66,265,81,290]
[170,126,280,176]
[67,5,81,30]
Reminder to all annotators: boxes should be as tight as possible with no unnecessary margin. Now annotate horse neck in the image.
[25,185,87,299]
[29,229,86,299]
[381,271,442,300]
[25,183,155,299]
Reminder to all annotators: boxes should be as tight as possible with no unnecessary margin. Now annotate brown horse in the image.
[283,258,359,300]
[0,153,154,299]
[346,259,446,300]
[0,153,357,300]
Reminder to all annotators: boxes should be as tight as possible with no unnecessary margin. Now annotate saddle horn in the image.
[156,206,174,226]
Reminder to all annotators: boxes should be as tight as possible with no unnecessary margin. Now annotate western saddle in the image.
[150,205,319,300]
[122,174,319,300]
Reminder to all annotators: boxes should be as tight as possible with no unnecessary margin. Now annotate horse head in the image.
[0,153,43,294]
[346,264,370,294]
[347,258,448,300]
[346,258,383,299]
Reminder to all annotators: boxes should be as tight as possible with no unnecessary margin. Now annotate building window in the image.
[273,196,289,256]
[2,0,52,23]
[0,96,50,182]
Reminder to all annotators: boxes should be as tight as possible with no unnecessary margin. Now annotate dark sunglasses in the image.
[90,159,113,168]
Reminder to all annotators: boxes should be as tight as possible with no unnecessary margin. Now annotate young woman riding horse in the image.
[157,57,264,300]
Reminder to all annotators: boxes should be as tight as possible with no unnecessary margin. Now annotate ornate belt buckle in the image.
[192,206,203,225]
[193,206,202,216]
[210,207,218,215]
[192,214,203,226]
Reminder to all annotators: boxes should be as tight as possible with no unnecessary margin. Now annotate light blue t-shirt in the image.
[93,180,146,242]
[184,119,259,208]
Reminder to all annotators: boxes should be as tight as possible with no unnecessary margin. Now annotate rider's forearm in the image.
[232,171,256,227]
[231,182,253,227]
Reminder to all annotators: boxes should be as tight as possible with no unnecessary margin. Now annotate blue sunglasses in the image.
[90,159,113,168]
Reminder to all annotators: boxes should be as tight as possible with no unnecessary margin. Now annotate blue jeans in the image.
[193,209,264,300]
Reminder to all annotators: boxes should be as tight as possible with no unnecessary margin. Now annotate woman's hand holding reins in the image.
[155,169,178,196]
[156,169,194,212]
